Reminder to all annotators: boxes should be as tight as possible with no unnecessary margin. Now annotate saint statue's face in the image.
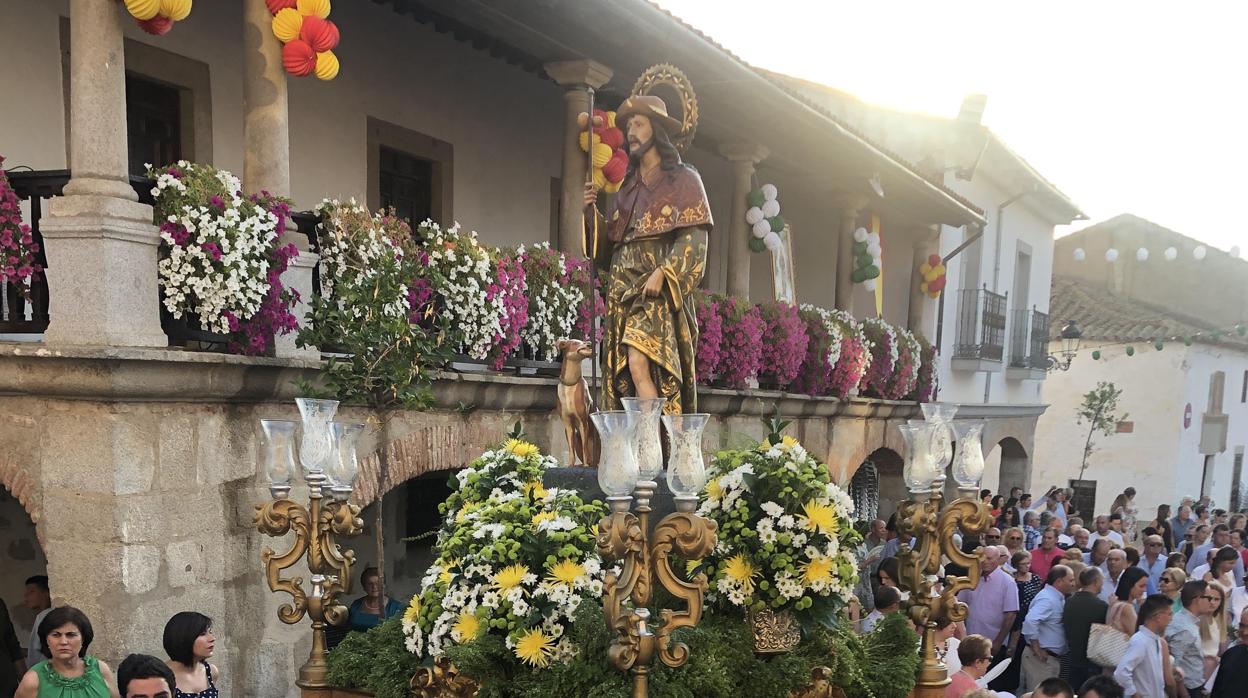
[627,114,654,156]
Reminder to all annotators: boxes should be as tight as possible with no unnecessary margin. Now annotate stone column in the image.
[833,194,869,312]
[39,0,166,347]
[543,59,613,255]
[243,0,318,359]
[718,143,770,301]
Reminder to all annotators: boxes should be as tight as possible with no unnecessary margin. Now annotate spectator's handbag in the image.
[1087,622,1131,666]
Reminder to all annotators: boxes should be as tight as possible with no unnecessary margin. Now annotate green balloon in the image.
[769,214,786,233]
[1238,324,1246,336]
[748,237,767,253]
[853,241,868,255]
[857,253,874,268]
[1125,346,1135,356]
[863,264,881,280]
[850,268,866,283]
[1183,336,1194,346]
[746,189,766,208]
[1091,350,1101,360]
[1154,340,1164,351]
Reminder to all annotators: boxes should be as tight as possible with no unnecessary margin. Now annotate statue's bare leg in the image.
[627,346,659,399]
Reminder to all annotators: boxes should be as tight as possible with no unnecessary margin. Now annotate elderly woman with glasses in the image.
[1159,568,1188,613]
[945,634,994,698]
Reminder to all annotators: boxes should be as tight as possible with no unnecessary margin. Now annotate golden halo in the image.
[631,63,699,152]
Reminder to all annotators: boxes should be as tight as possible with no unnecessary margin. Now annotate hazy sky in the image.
[654,0,1248,251]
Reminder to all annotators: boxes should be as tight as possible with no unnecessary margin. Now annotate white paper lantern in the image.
[763,231,782,251]
[853,227,869,243]
[866,231,881,246]
[1105,248,1119,262]
[871,254,882,268]
[1164,246,1178,261]
[1073,247,1086,262]
[1194,245,1207,260]
[745,206,765,225]
[1232,246,1242,259]
[863,278,877,292]
[1136,248,1149,262]
[866,241,882,257]
[761,183,778,202]
[752,220,771,239]
[761,199,781,218]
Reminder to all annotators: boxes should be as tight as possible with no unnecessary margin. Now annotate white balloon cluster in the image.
[853,225,883,292]
[1075,244,1219,263]
[745,183,784,252]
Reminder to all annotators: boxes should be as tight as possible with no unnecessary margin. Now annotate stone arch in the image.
[0,462,48,644]
[995,437,1029,494]
[865,447,906,522]
[0,454,41,534]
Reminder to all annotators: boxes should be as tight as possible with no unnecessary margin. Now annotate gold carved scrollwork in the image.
[752,608,802,655]
[649,512,716,667]
[410,656,480,698]
[255,498,312,624]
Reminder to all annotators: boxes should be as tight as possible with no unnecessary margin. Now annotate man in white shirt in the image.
[1088,515,1124,548]
[1099,549,1128,603]
[1021,565,1075,692]
[1114,593,1174,698]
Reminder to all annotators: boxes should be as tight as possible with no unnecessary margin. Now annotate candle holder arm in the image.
[254,498,312,624]
[650,512,717,668]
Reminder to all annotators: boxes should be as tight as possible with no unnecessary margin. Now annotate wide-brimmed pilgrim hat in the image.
[616,94,682,135]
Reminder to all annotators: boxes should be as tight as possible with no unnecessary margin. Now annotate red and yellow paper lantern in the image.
[918,253,947,299]
[578,109,628,194]
[123,0,192,34]
[268,0,341,80]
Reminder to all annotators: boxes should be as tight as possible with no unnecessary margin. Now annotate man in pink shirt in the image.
[958,545,1020,657]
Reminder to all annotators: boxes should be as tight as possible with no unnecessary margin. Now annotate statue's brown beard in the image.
[627,138,654,167]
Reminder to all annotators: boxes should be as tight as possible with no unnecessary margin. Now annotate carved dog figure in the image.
[556,339,598,467]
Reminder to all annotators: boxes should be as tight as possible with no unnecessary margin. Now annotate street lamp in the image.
[254,398,367,688]
[1047,318,1082,372]
[895,405,993,698]
[593,400,718,698]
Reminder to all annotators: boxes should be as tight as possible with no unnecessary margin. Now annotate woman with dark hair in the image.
[15,606,119,698]
[997,505,1019,530]
[1167,551,1187,570]
[1144,504,1174,551]
[162,612,218,698]
[1106,567,1150,636]
[1204,545,1239,589]
[989,495,1005,519]
[348,567,403,632]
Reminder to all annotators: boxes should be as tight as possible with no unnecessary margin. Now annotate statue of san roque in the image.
[584,94,711,414]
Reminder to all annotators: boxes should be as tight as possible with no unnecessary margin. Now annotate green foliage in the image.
[824,612,919,698]
[325,616,421,698]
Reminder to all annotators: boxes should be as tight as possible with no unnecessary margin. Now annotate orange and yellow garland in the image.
[268,0,341,81]
[122,0,192,35]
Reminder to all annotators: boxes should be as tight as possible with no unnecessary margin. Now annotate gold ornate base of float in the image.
[751,608,802,655]
[406,662,844,698]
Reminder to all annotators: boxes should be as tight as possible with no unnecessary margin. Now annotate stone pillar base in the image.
[275,233,319,359]
[40,194,167,348]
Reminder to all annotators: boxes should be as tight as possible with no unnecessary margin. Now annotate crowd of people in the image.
[0,567,400,698]
[861,487,1248,698]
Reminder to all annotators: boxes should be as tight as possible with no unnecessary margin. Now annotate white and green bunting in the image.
[745,184,785,253]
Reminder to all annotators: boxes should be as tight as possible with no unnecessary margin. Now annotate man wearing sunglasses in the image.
[1167,580,1218,698]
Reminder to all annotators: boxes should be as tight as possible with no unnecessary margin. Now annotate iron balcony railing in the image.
[953,286,1007,362]
[1009,307,1050,370]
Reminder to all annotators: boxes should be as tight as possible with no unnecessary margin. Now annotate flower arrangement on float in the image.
[401,439,607,670]
[0,157,43,293]
[421,222,507,362]
[147,161,299,353]
[696,425,861,627]
[122,0,192,36]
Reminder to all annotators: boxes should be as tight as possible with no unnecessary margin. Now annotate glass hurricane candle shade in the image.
[898,422,939,493]
[622,397,667,481]
[296,398,339,477]
[661,413,709,500]
[920,403,957,476]
[591,411,641,497]
[259,419,299,493]
[951,421,987,489]
[326,422,365,493]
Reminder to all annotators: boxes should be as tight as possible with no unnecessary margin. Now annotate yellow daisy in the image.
[546,559,586,587]
[523,480,548,500]
[452,611,481,643]
[802,500,838,535]
[439,559,459,586]
[685,558,703,576]
[402,597,421,626]
[779,435,800,451]
[504,439,540,458]
[494,563,530,592]
[455,502,479,524]
[705,477,724,501]
[802,557,835,586]
[532,511,557,527]
[514,628,557,667]
[724,554,759,594]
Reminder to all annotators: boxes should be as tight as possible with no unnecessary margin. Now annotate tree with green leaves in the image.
[1075,381,1127,485]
